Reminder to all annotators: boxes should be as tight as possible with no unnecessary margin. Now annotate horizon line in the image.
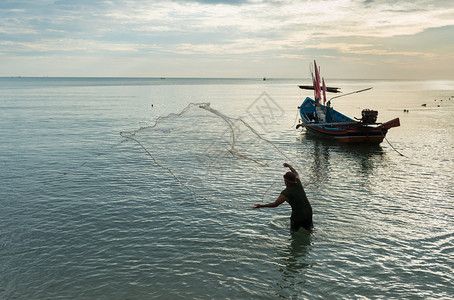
[2,76,449,81]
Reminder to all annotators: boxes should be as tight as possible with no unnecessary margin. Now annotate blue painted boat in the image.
[296,61,400,144]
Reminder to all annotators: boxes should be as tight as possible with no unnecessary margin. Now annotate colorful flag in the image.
[313,60,321,102]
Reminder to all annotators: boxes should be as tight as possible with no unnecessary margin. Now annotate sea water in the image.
[1,77,453,299]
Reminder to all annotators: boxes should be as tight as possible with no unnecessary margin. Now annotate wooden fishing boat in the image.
[296,61,400,144]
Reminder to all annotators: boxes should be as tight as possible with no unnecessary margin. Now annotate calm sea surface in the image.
[1,77,453,299]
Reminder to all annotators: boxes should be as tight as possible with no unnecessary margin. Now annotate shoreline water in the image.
[1,77,453,299]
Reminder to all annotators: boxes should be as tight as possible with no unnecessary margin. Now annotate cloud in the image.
[309,42,436,57]
[0,39,162,56]
[0,0,453,77]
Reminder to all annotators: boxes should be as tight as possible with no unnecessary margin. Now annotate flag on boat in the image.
[313,60,322,102]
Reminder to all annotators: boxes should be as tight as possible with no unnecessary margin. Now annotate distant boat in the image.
[298,85,340,94]
[296,61,400,144]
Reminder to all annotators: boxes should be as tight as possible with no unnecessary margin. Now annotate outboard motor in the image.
[361,109,378,124]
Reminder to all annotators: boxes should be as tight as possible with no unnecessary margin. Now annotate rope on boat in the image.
[379,127,406,157]
[291,109,299,129]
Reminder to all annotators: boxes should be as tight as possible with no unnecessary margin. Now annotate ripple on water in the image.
[1,79,454,299]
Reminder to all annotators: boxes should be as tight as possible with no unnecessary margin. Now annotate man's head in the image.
[283,172,297,185]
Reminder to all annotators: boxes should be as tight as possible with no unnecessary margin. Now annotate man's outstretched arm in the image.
[252,194,288,208]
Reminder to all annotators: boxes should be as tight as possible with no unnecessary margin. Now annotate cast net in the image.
[120,103,301,208]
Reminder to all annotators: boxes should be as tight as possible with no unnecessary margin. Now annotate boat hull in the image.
[303,123,387,144]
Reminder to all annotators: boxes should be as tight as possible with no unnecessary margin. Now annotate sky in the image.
[1,0,453,79]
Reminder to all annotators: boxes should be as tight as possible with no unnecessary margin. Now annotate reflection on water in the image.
[275,231,313,298]
[299,133,386,188]
[310,139,331,186]
[338,143,385,177]
[288,230,312,262]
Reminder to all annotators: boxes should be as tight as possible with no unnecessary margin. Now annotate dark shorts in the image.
[291,218,313,232]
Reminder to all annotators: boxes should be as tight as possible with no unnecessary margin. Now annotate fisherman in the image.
[253,163,313,232]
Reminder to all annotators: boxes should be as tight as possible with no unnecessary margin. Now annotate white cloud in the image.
[3,0,454,48]
[0,0,453,77]
[310,43,436,57]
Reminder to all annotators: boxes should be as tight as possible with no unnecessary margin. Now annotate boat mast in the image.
[312,60,325,122]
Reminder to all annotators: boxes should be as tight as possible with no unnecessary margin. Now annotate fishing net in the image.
[120,103,299,208]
